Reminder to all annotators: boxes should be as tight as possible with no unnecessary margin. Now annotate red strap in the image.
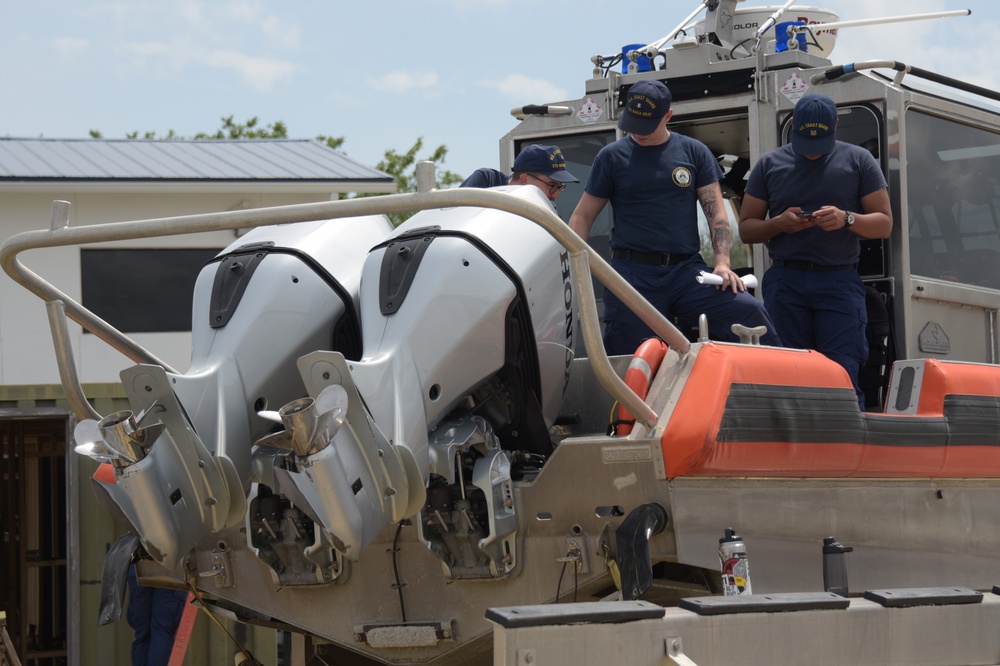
[167,592,198,666]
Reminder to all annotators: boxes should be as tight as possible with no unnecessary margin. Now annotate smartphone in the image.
[797,210,814,218]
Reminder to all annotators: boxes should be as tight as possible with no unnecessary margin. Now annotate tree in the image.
[355,137,463,225]
[89,117,459,224]
[193,115,288,140]
[91,116,290,141]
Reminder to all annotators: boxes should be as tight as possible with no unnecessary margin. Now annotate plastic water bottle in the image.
[719,527,752,596]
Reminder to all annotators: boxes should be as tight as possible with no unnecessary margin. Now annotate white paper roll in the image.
[697,271,758,289]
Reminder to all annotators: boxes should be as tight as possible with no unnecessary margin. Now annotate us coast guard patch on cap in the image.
[672,166,692,187]
[628,95,657,118]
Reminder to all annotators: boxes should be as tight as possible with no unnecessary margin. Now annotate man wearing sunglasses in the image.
[461,144,579,203]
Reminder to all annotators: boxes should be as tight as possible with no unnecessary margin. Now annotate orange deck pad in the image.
[915,358,1000,415]
[659,344,1000,478]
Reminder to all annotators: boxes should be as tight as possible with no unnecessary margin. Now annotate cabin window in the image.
[515,132,614,254]
[80,248,220,333]
[906,110,1000,289]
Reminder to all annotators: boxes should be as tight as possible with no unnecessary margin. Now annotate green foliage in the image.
[194,116,287,140]
[89,116,293,141]
[376,138,463,192]
[353,137,463,225]
[125,129,180,140]
[316,135,345,151]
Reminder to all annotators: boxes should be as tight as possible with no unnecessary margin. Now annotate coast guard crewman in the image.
[568,80,780,355]
[739,93,892,409]
[461,144,579,203]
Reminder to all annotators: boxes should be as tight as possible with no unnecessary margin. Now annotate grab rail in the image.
[0,183,691,428]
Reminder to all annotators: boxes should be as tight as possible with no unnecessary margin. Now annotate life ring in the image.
[617,338,668,435]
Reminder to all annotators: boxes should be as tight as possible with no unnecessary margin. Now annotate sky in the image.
[2,0,998,181]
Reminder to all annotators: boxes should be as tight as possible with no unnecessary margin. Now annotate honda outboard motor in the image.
[345,185,575,578]
[354,185,573,466]
[78,186,575,583]
[245,186,575,581]
[77,215,394,570]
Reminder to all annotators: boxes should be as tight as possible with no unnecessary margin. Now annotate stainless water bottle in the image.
[719,527,752,596]
[822,536,853,597]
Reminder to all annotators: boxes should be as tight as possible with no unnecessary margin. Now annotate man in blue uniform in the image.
[739,93,892,409]
[461,144,579,203]
[568,80,780,355]
[127,564,188,666]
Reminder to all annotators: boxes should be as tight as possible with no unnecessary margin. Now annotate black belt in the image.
[612,249,693,266]
[772,259,857,272]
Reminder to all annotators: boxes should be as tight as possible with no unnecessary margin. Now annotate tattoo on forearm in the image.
[699,188,731,256]
[698,189,718,220]
[712,222,731,256]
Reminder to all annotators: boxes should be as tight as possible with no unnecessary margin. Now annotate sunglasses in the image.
[528,174,567,193]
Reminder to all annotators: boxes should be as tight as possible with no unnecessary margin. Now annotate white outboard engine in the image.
[249,186,575,581]
[347,185,575,577]
[78,186,574,584]
[76,215,394,571]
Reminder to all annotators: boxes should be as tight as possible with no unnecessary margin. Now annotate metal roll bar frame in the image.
[0,163,691,429]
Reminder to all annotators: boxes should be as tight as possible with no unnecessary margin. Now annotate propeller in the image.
[278,384,349,457]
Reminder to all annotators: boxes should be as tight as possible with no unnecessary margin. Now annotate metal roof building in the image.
[0,135,401,666]
[0,137,396,194]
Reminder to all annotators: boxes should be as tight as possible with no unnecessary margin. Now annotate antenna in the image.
[621,0,714,73]
[785,9,972,51]
[752,0,799,53]
[648,0,713,52]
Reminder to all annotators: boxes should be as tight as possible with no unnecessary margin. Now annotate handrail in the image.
[0,187,692,429]
[809,59,1000,106]
[46,300,102,421]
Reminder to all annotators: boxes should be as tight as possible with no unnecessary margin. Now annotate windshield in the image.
[906,109,1000,290]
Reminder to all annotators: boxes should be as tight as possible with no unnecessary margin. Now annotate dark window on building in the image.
[81,248,220,333]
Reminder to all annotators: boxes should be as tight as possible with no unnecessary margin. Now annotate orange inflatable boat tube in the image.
[660,345,1000,478]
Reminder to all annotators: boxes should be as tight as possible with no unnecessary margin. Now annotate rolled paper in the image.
[697,271,759,289]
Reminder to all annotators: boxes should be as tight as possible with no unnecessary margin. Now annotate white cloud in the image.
[176,1,208,30]
[120,42,172,58]
[206,50,296,92]
[52,37,90,59]
[80,0,303,94]
[367,71,440,93]
[222,0,300,50]
[446,0,508,7]
[258,16,299,50]
[480,74,566,103]
[86,2,142,28]
[116,40,294,92]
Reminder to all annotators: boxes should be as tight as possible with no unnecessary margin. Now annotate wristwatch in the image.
[845,211,856,227]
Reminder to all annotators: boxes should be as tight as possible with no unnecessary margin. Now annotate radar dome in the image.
[696,5,840,58]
